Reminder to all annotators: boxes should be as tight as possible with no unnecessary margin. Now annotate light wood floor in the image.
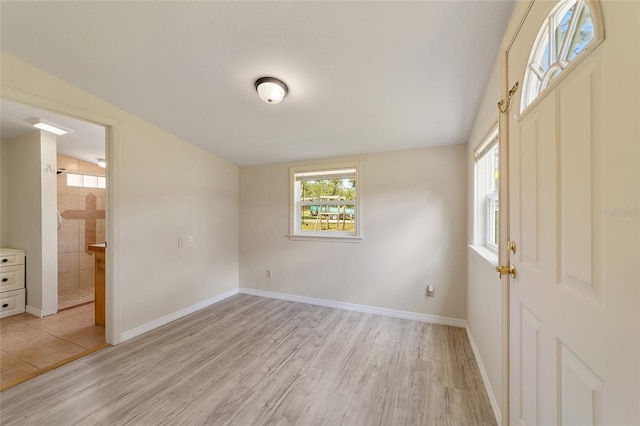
[0,294,496,425]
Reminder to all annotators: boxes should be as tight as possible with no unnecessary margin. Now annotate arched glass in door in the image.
[521,0,602,110]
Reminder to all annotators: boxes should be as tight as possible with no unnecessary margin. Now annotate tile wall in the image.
[57,155,106,295]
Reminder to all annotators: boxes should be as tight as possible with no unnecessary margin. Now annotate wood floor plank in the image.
[0,294,496,425]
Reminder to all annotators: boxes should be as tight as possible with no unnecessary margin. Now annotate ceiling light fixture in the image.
[255,77,288,104]
[97,158,106,168]
[29,119,74,136]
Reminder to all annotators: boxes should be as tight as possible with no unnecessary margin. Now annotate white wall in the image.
[0,138,7,246]
[1,53,239,341]
[2,130,58,316]
[240,145,467,320]
[40,131,58,315]
[466,54,503,417]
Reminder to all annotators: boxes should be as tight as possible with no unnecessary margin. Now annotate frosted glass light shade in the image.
[29,119,73,135]
[255,77,288,104]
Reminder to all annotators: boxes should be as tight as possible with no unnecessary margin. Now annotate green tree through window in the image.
[291,164,360,238]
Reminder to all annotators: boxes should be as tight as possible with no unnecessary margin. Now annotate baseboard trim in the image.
[25,305,44,318]
[466,324,501,425]
[119,287,239,343]
[239,287,466,328]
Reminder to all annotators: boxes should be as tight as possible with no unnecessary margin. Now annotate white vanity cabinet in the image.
[0,248,26,318]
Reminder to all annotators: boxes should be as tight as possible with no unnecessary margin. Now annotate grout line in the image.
[7,354,40,371]
[37,310,102,350]
[58,299,95,312]
[1,303,105,389]
[3,328,91,370]
[0,342,110,392]
[55,329,104,351]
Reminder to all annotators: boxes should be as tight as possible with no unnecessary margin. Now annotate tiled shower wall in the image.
[57,155,106,294]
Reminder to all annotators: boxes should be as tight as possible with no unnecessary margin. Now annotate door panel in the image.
[558,343,604,425]
[520,305,541,426]
[557,62,604,304]
[506,1,639,425]
[520,117,538,263]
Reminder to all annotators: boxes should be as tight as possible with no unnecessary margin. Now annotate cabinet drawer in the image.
[0,288,26,318]
[0,251,25,267]
[0,265,25,292]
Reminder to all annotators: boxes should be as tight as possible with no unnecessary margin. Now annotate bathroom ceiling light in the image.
[255,77,288,104]
[29,119,74,136]
[97,158,106,168]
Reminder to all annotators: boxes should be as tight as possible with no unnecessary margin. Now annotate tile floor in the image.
[0,303,105,388]
[58,287,95,310]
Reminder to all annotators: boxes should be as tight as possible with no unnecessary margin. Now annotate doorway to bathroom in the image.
[56,154,106,312]
[0,97,108,389]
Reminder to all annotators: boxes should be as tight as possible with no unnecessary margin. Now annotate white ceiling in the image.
[0,98,106,166]
[0,1,514,166]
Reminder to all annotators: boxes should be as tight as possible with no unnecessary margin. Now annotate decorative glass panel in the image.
[521,0,598,110]
[554,4,575,60]
[569,7,594,60]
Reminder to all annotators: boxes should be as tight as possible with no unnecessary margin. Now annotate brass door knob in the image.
[496,264,516,278]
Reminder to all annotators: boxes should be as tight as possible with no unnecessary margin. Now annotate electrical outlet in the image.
[178,237,184,248]
[426,284,435,297]
[266,269,272,278]
[187,236,194,246]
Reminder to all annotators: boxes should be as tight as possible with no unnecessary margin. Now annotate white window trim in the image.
[469,244,499,268]
[288,162,362,242]
[66,172,106,189]
[472,125,499,258]
[486,191,498,251]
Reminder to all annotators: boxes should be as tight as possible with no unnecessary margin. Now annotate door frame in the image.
[497,2,536,424]
[1,86,121,345]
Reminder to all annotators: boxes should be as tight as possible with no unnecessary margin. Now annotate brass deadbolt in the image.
[496,264,516,278]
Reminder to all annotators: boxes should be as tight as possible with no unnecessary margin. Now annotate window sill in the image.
[468,244,498,268]
[288,234,363,243]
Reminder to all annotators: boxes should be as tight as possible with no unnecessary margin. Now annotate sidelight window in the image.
[474,127,499,251]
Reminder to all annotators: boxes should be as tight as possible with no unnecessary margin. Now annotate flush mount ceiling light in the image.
[255,77,288,104]
[29,118,74,136]
[97,158,106,168]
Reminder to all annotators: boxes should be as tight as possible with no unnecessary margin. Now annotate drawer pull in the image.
[2,278,7,282]
[2,303,8,308]
[2,259,7,263]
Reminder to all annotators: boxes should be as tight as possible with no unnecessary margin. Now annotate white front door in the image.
[505,1,639,425]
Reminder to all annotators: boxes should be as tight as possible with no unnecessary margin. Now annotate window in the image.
[67,173,106,189]
[290,163,360,240]
[521,0,599,110]
[474,127,499,251]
